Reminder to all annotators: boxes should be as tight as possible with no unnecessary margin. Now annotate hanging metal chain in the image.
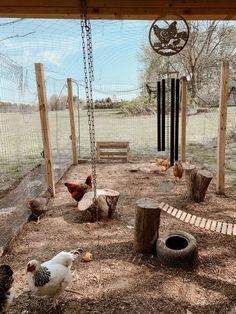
[166,57,170,153]
[80,0,97,202]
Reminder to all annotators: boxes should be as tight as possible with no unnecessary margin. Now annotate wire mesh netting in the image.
[0,18,236,204]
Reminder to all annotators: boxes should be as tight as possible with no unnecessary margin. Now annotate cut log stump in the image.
[134,198,161,254]
[185,165,213,203]
[78,188,120,221]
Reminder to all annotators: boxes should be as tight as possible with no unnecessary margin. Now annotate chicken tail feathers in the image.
[85,175,92,188]
[70,248,83,260]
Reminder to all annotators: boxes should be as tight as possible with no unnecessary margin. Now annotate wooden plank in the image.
[2,0,235,9]
[35,63,55,197]
[97,141,129,147]
[0,1,235,19]
[184,213,191,223]
[67,78,78,165]
[226,223,233,235]
[180,211,187,221]
[199,218,206,229]
[162,204,169,212]
[99,156,127,160]
[181,77,187,162]
[221,222,227,234]
[194,217,201,227]
[99,151,128,156]
[233,224,236,236]
[176,210,183,219]
[170,208,178,217]
[167,206,174,214]
[205,219,212,230]
[216,60,229,194]
[159,202,165,209]
[216,221,222,233]
[210,220,217,232]
[189,215,197,225]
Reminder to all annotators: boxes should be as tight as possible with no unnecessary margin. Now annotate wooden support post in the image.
[181,77,187,162]
[67,78,78,165]
[35,63,55,197]
[134,198,161,254]
[216,60,229,194]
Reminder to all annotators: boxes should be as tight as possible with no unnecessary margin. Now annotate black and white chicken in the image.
[26,248,83,308]
[0,264,14,314]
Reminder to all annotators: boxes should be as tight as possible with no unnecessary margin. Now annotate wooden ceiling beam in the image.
[0,0,235,20]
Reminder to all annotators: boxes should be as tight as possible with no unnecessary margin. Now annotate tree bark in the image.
[134,198,161,254]
[78,189,120,221]
[185,165,213,202]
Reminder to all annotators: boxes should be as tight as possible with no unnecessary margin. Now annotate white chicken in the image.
[26,248,83,308]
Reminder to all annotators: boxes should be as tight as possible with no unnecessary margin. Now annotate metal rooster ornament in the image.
[149,16,189,56]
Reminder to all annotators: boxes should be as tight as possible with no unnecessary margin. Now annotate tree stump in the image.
[134,198,161,254]
[185,165,213,203]
[78,188,120,221]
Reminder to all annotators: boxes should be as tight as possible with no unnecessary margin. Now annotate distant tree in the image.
[139,21,236,104]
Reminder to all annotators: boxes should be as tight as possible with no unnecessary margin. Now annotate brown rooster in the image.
[0,265,14,314]
[173,161,183,181]
[65,175,92,203]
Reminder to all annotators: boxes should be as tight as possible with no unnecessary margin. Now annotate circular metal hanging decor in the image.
[149,15,189,56]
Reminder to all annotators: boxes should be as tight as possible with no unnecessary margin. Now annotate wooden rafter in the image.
[0,0,235,20]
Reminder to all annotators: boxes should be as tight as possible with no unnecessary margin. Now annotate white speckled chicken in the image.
[26,248,83,308]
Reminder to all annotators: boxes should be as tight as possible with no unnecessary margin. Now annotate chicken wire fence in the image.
[0,61,79,209]
[0,18,236,205]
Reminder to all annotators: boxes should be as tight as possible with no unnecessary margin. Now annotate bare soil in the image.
[1,161,236,314]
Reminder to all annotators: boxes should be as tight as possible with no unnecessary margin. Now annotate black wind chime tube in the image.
[157,81,161,151]
[161,79,166,151]
[170,78,175,166]
[175,79,180,161]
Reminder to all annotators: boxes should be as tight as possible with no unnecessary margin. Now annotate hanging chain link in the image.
[80,0,97,202]
[166,57,170,153]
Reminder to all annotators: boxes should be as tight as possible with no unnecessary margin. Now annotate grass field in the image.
[0,107,236,190]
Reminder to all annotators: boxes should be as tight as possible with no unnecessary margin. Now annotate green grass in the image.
[0,107,236,188]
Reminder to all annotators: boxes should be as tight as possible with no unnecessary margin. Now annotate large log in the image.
[134,198,161,254]
[185,165,213,203]
[78,188,120,221]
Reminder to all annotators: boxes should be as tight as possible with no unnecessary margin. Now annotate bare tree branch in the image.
[0,31,35,42]
[0,18,24,27]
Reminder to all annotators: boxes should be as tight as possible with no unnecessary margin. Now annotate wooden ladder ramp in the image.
[159,202,236,236]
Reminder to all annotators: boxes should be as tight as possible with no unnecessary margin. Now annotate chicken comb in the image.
[27,199,33,205]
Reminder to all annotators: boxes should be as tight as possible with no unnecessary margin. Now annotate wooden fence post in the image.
[67,78,78,165]
[35,63,55,197]
[181,77,187,162]
[216,60,229,195]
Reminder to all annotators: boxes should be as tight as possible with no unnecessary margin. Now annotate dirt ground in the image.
[1,160,236,314]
